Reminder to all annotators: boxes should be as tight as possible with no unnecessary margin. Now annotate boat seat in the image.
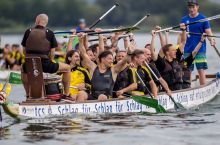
[25,57,46,99]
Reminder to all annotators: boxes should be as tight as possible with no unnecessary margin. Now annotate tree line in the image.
[0,0,219,32]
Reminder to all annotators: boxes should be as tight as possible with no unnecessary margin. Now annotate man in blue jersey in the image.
[181,0,216,85]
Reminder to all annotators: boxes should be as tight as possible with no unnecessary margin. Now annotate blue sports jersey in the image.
[181,13,211,53]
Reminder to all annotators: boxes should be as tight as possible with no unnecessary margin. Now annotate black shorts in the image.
[23,58,59,74]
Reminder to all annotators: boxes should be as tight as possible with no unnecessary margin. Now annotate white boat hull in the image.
[15,77,220,119]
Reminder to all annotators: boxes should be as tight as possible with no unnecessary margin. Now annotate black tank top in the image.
[91,67,114,99]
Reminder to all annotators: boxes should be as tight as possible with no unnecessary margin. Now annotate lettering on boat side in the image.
[19,100,145,117]
[126,100,143,112]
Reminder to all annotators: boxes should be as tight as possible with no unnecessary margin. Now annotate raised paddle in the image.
[89,3,119,29]
[134,70,166,113]
[54,3,119,35]
[156,14,220,33]
[62,26,139,38]
[167,30,220,38]
[144,61,185,111]
[88,14,150,42]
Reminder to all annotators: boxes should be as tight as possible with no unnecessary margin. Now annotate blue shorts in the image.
[184,53,208,71]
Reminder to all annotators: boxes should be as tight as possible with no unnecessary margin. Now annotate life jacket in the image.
[91,67,114,98]
[160,59,183,91]
[25,28,50,59]
[70,66,91,95]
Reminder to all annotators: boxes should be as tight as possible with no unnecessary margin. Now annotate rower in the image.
[65,50,91,102]
[181,0,215,85]
[78,33,132,100]
[143,47,172,95]
[21,14,71,99]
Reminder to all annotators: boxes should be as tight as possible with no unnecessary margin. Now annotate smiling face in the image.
[102,54,113,68]
[188,5,199,17]
[116,51,126,62]
[69,51,80,66]
[135,54,145,66]
[87,50,96,62]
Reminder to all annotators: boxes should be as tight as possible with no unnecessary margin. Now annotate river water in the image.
[0,34,220,145]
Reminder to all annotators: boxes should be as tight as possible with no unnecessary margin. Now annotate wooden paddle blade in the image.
[9,72,22,84]
[131,96,166,113]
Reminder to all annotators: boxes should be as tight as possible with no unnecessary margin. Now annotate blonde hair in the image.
[35,14,48,26]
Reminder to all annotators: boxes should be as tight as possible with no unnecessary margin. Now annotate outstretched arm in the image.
[178,23,187,53]
[78,33,96,73]
[150,30,158,61]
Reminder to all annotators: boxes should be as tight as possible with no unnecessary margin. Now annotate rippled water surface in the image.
[0,34,220,145]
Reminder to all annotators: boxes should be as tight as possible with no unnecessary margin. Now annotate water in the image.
[0,34,220,145]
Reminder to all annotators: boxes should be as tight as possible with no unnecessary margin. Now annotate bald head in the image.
[35,14,48,27]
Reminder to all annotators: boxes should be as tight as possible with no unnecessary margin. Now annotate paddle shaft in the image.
[89,3,119,29]
[134,70,154,99]
[87,27,138,35]
[213,45,220,57]
[88,34,132,42]
[168,30,220,38]
[156,14,220,33]
[144,61,182,109]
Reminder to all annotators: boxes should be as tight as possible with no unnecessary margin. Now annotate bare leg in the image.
[198,69,206,85]
[57,62,71,95]
[76,91,88,102]
[98,94,108,101]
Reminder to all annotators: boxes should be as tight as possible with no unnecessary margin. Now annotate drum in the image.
[43,73,63,100]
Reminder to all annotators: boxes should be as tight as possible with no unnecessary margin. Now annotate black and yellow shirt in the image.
[70,66,91,95]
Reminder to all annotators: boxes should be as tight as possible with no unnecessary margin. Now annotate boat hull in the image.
[2,76,220,119]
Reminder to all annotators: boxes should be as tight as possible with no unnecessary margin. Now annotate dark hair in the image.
[89,43,99,53]
[12,44,19,48]
[145,44,151,48]
[131,49,144,60]
[65,50,79,64]
[162,44,173,55]
[98,50,113,62]
[4,44,10,48]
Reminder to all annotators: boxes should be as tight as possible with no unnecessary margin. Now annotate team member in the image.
[144,47,172,95]
[181,0,215,85]
[65,50,91,102]
[78,33,132,100]
[21,14,71,98]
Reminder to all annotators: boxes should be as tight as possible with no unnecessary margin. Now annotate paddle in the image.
[144,62,185,111]
[134,69,166,113]
[156,14,220,33]
[88,14,150,42]
[55,3,119,35]
[167,30,220,38]
[62,26,139,38]
[89,3,119,29]
[119,93,166,113]
[167,30,220,58]
[213,45,220,58]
